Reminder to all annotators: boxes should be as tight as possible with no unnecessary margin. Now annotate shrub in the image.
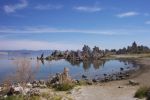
[4,95,40,100]
[51,95,62,100]
[28,96,40,100]
[53,83,75,91]
[41,92,50,99]
[4,95,24,100]
[76,80,87,86]
[134,86,150,99]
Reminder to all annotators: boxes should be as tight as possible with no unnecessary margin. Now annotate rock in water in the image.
[82,75,87,79]
[120,67,124,71]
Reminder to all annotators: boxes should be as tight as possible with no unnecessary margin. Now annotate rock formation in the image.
[50,67,72,85]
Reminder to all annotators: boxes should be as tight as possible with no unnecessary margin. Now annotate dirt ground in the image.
[71,81,141,100]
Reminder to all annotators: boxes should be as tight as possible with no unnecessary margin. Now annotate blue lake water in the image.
[0,51,139,82]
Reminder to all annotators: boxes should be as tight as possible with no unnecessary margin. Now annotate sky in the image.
[0,0,150,50]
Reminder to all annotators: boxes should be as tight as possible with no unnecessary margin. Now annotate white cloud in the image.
[74,6,101,12]
[145,21,150,24]
[3,0,28,13]
[34,4,63,10]
[0,26,126,35]
[1,26,150,36]
[1,26,150,35]
[0,40,82,50]
[117,12,139,18]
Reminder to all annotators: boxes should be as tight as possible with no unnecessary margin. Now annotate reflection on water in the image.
[40,59,107,71]
[66,59,81,66]
[93,60,106,69]
[0,52,140,82]
[40,59,45,65]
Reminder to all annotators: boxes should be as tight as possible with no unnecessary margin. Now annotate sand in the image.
[72,82,139,100]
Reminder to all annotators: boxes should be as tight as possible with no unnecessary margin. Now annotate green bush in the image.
[51,95,62,100]
[28,96,40,100]
[76,80,87,86]
[135,86,150,99]
[4,95,24,100]
[4,95,40,100]
[53,83,75,91]
[41,92,50,99]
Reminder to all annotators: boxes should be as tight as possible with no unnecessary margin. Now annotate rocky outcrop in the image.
[92,46,104,60]
[49,67,73,86]
[6,84,29,97]
[37,53,44,60]
[82,45,91,60]
[44,45,106,62]
[32,80,47,88]
[7,83,24,96]
[28,88,40,96]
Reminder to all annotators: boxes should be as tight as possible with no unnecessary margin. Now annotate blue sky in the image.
[0,0,150,50]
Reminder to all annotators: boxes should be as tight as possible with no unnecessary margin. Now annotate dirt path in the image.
[133,58,150,87]
[71,81,142,100]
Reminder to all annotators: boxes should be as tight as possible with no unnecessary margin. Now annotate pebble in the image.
[129,80,139,86]
[86,80,93,85]
[0,87,2,92]
[118,86,123,88]
[26,82,32,88]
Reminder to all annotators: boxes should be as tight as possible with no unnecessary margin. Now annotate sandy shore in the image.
[70,58,150,100]
[71,81,140,100]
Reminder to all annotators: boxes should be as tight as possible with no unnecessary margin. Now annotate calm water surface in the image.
[0,51,139,82]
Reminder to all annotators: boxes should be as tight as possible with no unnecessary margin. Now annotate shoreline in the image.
[70,57,150,100]
[1,55,150,100]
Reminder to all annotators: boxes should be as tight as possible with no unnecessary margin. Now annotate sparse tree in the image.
[12,58,39,84]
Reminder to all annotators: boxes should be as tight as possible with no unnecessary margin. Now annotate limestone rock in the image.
[26,82,32,88]
[86,80,93,85]
[129,80,139,86]
[28,88,40,96]
[7,83,24,95]
[82,75,87,79]
[39,80,45,85]
[0,87,2,92]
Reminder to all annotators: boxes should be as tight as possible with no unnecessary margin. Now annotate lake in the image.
[0,51,140,83]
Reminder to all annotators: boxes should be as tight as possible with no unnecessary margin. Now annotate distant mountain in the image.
[0,50,53,58]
